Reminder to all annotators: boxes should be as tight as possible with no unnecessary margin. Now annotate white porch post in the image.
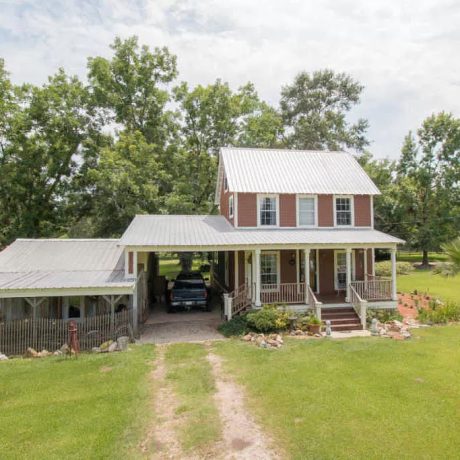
[391,247,398,301]
[132,283,138,336]
[345,247,352,302]
[254,248,261,307]
[303,248,310,304]
[363,248,368,281]
[251,251,256,303]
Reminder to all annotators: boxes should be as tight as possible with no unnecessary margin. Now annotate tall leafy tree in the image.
[87,36,178,147]
[397,112,460,266]
[168,80,281,213]
[280,69,369,151]
[0,66,98,246]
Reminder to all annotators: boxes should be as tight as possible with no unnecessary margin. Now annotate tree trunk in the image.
[421,250,429,268]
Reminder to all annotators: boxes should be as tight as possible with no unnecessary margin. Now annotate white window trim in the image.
[257,194,280,228]
[333,250,356,291]
[260,250,280,291]
[334,195,355,228]
[229,194,234,219]
[296,194,318,227]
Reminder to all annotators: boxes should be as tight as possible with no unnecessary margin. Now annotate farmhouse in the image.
[0,147,403,342]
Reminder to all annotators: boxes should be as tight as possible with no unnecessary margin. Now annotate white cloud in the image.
[1,0,459,158]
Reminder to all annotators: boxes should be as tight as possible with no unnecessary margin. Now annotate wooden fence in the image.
[0,309,132,356]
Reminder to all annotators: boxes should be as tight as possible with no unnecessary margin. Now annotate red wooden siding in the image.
[354,195,372,227]
[238,193,257,227]
[128,251,134,274]
[318,249,335,294]
[354,249,364,281]
[228,251,235,290]
[280,250,297,283]
[318,195,334,227]
[367,249,374,276]
[279,194,296,227]
[219,175,234,225]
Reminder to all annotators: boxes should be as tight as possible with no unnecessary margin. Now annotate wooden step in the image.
[321,312,358,319]
[329,323,363,331]
[325,317,362,325]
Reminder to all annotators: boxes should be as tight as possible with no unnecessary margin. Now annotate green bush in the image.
[367,309,403,324]
[246,305,289,333]
[218,315,249,337]
[375,261,414,277]
[417,301,460,324]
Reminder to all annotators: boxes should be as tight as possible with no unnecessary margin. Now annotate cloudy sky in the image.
[1,0,459,159]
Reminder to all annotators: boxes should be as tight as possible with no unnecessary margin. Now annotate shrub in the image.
[218,315,249,337]
[246,305,289,333]
[375,261,414,277]
[417,301,460,324]
[367,309,403,324]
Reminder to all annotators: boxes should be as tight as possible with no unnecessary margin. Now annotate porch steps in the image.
[321,307,363,331]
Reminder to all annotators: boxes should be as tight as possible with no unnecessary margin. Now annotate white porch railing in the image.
[308,285,323,321]
[350,284,367,329]
[350,278,392,301]
[261,282,306,305]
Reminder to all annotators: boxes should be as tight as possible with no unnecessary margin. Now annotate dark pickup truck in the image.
[169,278,209,312]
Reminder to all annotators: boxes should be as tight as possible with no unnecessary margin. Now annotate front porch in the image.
[220,246,398,330]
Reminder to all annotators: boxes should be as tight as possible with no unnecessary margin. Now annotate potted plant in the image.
[308,316,322,334]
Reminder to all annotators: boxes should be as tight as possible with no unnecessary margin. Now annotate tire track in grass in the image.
[207,350,282,460]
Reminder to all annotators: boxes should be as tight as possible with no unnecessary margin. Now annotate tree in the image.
[87,36,178,147]
[168,80,281,213]
[397,112,460,266]
[358,151,409,240]
[0,67,97,246]
[280,69,369,151]
[83,131,170,236]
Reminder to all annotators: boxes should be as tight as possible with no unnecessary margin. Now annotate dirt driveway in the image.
[140,301,224,344]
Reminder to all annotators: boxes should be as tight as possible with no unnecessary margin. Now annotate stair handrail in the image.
[308,285,323,321]
[349,284,367,330]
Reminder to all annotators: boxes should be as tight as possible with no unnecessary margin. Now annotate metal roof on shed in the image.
[215,148,380,203]
[0,239,134,293]
[120,215,403,248]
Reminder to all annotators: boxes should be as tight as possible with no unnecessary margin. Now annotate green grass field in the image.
[0,345,154,460]
[215,326,460,459]
[165,344,221,452]
[397,270,460,302]
[397,251,448,263]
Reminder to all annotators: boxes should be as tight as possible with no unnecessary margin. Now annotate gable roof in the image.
[120,214,403,248]
[215,147,380,203]
[0,239,134,295]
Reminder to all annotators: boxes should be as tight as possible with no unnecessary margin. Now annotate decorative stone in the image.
[0,353,8,361]
[370,318,379,336]
[243,334,253,342]
[53,350,62,356]
[117,336,130,351]
[92,347,101,353]
[25,347,38,358]
[325,320,332,336]
[38,349,51,358]
[100,340,113,351]
[108,342,118,352]
[60,343,69,354]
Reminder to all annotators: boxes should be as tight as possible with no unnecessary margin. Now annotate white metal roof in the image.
[0,239,134,294]
[215,147,380,203]
[120,215,403,248]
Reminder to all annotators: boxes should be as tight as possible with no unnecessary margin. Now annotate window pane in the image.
[260,197,277,225]
[336,198,352,225]
[299,197,315,226]
[261,254,278,285]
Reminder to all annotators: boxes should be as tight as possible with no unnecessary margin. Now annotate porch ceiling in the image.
[120,215,404,250]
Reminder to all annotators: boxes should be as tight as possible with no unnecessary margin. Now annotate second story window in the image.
[229,195,234,218]
[335,196,353,226]
[298,196,316,226]
[259,195,278,226]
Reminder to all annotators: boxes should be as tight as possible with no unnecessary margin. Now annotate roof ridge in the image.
[221,147,347,154]
[15,238,121,242]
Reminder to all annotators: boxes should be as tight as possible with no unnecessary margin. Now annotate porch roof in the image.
[120,215,404,250]
[0,239,135,297]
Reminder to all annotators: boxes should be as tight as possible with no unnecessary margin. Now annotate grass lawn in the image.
[397,270,460,303]
[165,343,221,452]
[397,251,448,263]
[215,326,460,459]
[0,345,154,460]
[159,258,210,280]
